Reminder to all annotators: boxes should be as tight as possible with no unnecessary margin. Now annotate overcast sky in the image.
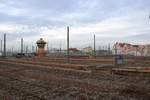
[0,0,150,50]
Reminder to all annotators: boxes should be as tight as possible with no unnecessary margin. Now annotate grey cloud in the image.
[0,0,150,49]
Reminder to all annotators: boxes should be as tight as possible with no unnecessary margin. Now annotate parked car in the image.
[15,53,25,58]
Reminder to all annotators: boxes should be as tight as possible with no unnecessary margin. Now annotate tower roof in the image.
[36,38,46,44]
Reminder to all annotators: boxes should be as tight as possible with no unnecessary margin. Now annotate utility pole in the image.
[115,43,117,55]
[0,39,2,53]
[67,26,70,63]
[47,42,49,54]
[98,45,101,55]
[136,48,138,57]
[103,46,105,50]
[99,46,101,51]
[108,43,111,55]
[21,38,23,54]
[26,46,28,54]
[32,45,34,53]
[3,34,6,57]
[36,46,37,53]
[11,47,14,54]
[114,43,117,66]
[59,43,62,53]
[94,34,96,57]
[50,43,52,53]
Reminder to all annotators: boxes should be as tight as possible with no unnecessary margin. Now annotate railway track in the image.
[0,59,89,71]
[0,61,118,100]
[0,72,50,100]
[0,59,150,99]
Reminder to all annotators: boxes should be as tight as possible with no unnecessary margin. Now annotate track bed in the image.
[0,59,150,100]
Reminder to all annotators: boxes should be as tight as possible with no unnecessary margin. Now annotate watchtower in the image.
[36,38,46,57]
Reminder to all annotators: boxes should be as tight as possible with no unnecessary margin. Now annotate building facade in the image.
[83,46,93,54]
[113,42,150,56]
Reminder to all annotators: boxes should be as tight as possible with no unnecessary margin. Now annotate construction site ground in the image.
[0,57,150,100]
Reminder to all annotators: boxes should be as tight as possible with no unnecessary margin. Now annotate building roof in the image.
[115,42,146,52]
[69,48,79,52]
[83,46,92,49]
[118,43,131,48]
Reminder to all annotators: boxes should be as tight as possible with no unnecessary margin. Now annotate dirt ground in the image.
[0,59,150,100]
